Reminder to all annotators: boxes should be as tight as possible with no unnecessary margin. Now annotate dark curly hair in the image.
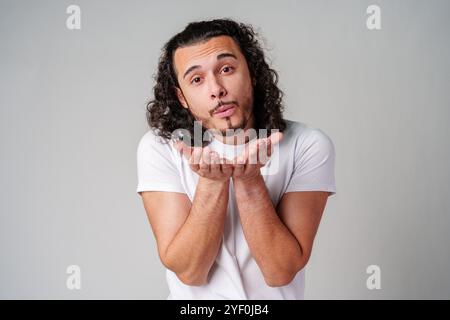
[146,18,286,145]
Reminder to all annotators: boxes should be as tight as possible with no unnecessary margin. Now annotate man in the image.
[137,19,336,299]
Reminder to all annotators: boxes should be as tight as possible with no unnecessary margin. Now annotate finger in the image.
[203,147,212,165]
[189,147,202,171]
[269,132,283,146]
[172,140,183,152]
[266,137,273,157]
[234,148,248,165]
[233,154,246,176]
[248,141,258,165]
[258,139,269,164]
[209,151,221,176]
[173,141,193,159]
[198,147,210,174]
[221,159,233,176]
[217,156,231,176]
[267,132,283,157]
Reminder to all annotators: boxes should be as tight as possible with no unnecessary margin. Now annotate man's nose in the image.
[209,77,227,99]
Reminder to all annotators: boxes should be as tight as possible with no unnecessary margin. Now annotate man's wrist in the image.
[232,172,264,187]
[198,176,230,188]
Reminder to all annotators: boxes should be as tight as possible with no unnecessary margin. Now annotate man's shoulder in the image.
[137,128,174,156]
[282,119,334,150]
[282,119,315,140]
[138,128,171,146]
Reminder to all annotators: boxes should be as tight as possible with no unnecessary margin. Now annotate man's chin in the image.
[215,121,246,135]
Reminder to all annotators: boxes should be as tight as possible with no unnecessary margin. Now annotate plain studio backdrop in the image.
[1,0,449,299]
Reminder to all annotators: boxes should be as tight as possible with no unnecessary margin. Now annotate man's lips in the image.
[214,104,235,114]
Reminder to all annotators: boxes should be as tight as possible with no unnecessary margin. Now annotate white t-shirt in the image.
[136,119,336,299]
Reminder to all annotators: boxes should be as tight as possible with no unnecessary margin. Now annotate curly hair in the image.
[146,18,286,145]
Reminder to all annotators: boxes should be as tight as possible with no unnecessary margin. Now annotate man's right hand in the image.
[173,142,234,182]
[143,142,232,286]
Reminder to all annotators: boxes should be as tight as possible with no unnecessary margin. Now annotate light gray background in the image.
[1,0,449,299]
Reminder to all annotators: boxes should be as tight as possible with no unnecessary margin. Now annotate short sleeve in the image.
[285,128,337,196]
[136,131,186,195]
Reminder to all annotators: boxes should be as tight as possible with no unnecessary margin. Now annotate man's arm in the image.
[231,132,329,287]
[141,147,233,286]
[142,177,229,286]
[234,176,329,287]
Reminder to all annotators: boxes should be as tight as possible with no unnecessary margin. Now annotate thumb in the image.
[269,132,283,146]
[172,140,194,159]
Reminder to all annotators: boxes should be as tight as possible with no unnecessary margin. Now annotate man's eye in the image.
[222,66,233,73]
[191,77,201,84]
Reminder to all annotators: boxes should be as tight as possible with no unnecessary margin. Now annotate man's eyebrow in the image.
[182,52,238,80]
[216,52,237,61]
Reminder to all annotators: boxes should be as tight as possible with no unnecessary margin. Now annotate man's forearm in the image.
[165,177,229,285]
[233,174,304,286]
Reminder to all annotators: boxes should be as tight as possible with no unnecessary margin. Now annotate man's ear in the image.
[175,87,189,109]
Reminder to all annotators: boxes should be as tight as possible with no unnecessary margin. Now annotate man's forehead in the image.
[174,36,242,75]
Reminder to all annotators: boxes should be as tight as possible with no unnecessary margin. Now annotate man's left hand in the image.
[232,132,283,182]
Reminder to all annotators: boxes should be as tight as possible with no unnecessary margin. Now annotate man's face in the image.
[173,35,255,136]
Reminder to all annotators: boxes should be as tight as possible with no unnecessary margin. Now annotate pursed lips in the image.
[209,103,236,116]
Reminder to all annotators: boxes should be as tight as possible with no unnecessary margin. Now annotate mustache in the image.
[209,100,239,116]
